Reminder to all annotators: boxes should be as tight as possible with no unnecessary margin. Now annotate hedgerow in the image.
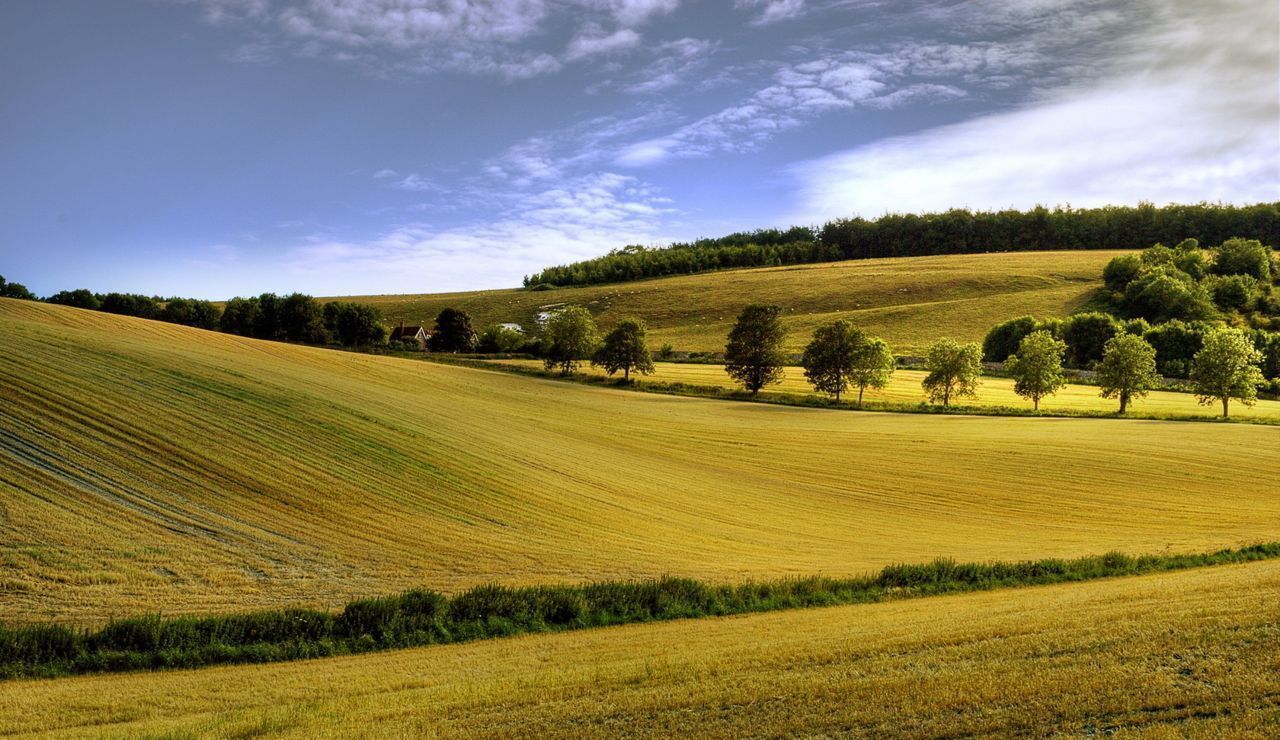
[4,543,1277,680]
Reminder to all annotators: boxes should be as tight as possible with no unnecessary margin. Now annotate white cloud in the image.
[614,53,964,165]
[565,27,642,61]
[182,0,687,78]
[736,0,804,25]
[584,0,680,27]
[287,173,674,291]
[787,0,1279,219]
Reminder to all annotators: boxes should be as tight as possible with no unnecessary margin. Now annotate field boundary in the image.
[426,355,1280,426]
[3,543,1277,681]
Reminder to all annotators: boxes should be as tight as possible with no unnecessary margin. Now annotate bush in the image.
[1123,266,1215,323]
[1103,253,1143,292]
[1214,237,1272,281]
[1143,320,1206,377]
[1060,312,1121,368]
[982,316,1039,362]
[477,324,525,353]
[1210,274,1260,311]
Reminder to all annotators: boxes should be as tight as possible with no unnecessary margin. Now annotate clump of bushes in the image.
[4,543,1278,681]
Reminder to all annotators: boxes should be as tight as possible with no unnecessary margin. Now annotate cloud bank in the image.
[788,0,1279,219]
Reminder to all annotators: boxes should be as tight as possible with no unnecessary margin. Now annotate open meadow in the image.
[3,558,1277,737]
[487,359,1280,420]
[337,250,1118,354]
[3,297,1280,625]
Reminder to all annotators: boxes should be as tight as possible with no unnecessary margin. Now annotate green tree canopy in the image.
[45,289,100,310]
[0,276,35,300]
[1060,312,1121,368]
[1096,333,1159,413]
[922,338,983,407]
[849,336,895,407]
[327,302,388,347]
[592,318,654,381]
[542,306,600,376]
[982,315,1040,362]
[279,293,327,343]
[477,324,525,353]
[801,320,864,402]
[724,304,787,394]
[1006,330,1067,410]
[428,308,478,353]
[1214,237,1272,281]
[1190,328,1265,417]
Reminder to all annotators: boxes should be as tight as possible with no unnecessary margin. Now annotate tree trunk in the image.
[624,366,630,381]
[835,388,841,402]
[1033,397,1039,411]
[1119,392,1128,414]
[1223,396,1229,418]
[858,385,865,407]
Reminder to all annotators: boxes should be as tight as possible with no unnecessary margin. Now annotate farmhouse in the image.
[389,321,428,349]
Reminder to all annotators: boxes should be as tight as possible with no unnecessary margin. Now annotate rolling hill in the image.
[6,558,1278,737]
[3,298,1279,624]
[338,250,1120,353]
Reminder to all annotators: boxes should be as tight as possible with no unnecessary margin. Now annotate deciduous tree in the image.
[922,338,982,407]
[724,304,787,394]
[428,308,478,353]
[592,318,654,381]
[1190,328,1265,417]
[801,320,863,401]
[1097,333,1159,413]
[850,337,895,407]
[1006,330,1067,411]
[542,306,600,376]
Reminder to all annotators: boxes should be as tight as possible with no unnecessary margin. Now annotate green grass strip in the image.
[3,543,1278,681]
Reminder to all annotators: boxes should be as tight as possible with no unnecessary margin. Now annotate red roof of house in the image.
[389,325,426,341]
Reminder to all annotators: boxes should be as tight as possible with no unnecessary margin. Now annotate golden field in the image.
[2,298,1280,624]
[3,559,1277,737]
[488,358,1280,420]
[337,250,1118,353]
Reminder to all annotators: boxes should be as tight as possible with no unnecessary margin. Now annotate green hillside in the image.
[339,250,1119,353]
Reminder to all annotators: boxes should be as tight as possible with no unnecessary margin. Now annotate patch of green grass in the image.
[3,543,1276,680]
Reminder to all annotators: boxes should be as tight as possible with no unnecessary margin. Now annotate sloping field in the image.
[490,359,1280,420]
[4,559,1278,738]
[3,298,1279,623]
[339,250,1117,353]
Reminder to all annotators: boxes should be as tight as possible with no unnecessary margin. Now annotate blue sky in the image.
[1,0,1276,298]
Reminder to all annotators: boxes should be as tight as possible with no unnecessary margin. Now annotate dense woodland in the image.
[524,202,1280,288]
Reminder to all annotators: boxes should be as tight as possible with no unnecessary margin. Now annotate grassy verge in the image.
[3,543,1277,681]
[426,355,1278,425]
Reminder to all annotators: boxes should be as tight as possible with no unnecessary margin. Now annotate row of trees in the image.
[2,277,390,349]
[984,313,1280,382]
[729,304,1264,417]
[524,202,1280,288]
[500,301,1263,417]
[996,326,1263,416]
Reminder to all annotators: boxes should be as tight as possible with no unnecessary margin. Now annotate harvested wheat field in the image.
[3,297,1279,624]
[2,558,1277,738]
